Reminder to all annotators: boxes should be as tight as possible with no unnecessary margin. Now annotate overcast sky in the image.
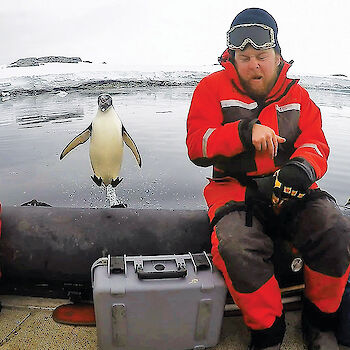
[1,0,350,76]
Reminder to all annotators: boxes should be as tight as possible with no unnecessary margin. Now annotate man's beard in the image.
[239,69,279,101]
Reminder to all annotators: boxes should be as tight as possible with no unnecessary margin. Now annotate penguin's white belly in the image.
[89,118,123,185]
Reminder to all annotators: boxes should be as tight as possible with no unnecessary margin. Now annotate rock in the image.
[1,96,10,102]
[8,57,41,67]
[331,74,347,77]
[1,91,10,102]
[37,56,82,64]
[8,56,83,68]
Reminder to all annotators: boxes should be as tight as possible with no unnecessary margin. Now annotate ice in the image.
[0,61,349,98]
[0,62,219,95]
[56,91,68,97]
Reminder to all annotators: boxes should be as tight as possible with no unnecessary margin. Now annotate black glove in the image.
[272,160,315,206]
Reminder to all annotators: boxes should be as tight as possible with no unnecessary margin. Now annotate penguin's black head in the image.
[98,94,113,112]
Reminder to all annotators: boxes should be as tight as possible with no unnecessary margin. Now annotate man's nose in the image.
[248,57,260,70]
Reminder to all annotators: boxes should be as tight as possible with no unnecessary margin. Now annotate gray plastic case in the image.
[92,252,227,350]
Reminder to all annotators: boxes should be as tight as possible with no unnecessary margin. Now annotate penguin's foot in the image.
[111,203,128,208]
[111,177,123,187]
[91,175,102,186]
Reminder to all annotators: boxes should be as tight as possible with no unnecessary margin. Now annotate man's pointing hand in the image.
[252,124,286,159]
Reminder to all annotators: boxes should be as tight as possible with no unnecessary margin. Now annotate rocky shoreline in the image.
[8,56,93,68]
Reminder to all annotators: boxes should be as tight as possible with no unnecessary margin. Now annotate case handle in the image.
[137,267,187,280]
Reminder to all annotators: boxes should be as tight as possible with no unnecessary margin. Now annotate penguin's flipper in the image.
[91,175,103,186]
[122,126,142,167]
[60,124,92,160]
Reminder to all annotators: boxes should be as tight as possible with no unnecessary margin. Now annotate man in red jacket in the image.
[186,8,350,350]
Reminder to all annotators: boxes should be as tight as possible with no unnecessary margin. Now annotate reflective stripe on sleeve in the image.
[298,143,323,157]
[202,128,216,158]
[275,103,301,112]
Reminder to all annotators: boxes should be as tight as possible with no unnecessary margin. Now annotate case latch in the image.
[110,256,125,274]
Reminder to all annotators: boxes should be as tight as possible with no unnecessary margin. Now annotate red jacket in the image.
[186,51,329,220]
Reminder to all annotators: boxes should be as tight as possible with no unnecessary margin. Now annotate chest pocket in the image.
[274,103,301,166]
[220,100,259,124]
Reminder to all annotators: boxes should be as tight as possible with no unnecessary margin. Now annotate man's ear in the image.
[276,55,281,66]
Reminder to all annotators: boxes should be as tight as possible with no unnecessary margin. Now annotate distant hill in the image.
[8,56,92,68]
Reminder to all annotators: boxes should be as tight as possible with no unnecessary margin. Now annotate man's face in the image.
[234,46,281,99]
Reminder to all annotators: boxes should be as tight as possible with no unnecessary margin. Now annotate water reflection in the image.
[308,89,350,112]
[16,112,84,128]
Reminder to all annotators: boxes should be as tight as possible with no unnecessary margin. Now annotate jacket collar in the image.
[219,49,297,103]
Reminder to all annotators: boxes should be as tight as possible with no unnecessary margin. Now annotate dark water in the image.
[0,85,349,209]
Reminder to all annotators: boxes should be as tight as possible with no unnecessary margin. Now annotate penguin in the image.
[60,94,141,188]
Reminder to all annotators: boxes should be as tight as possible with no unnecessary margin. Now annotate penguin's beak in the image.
[100,106,111,112]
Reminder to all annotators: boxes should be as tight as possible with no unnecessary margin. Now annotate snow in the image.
[0,62,349,95]
[0,62,220,94]
[0,62,219,78]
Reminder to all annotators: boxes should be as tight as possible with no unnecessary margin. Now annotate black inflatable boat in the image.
[0,205,349,299]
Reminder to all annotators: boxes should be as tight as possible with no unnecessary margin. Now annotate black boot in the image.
[248,313,285,350]
[302,299,339,350]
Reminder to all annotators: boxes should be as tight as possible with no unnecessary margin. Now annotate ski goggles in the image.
[226,23,276,51]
